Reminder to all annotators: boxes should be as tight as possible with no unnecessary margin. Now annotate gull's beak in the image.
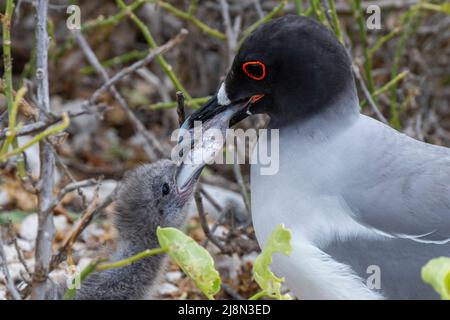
[177,96,250,144]
[175,90,253,191]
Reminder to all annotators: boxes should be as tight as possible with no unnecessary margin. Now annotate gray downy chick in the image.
[75,159,198,300]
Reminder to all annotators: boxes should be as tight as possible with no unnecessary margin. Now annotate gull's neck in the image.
[269,86,360,141]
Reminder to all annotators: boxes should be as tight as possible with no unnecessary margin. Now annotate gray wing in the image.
[344,121,450,243]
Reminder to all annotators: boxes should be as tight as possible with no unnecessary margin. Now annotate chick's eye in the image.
[242,61,266,80]
[162,183,170,196]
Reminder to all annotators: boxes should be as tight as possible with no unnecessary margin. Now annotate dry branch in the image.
[0,105,106,139]
[73,29,188,160]
[31,0,56,300]
[194,185,229,253]
[352,64,388,124]
[50,187,117,270]
[89,29,188,104]
[176,91,186,126]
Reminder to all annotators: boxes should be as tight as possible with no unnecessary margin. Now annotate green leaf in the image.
[252,224,292,300]
[156,227,221,300]
[421,257,450,300]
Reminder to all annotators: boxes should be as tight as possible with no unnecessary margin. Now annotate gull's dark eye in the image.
[162,183,170,196]
[242,61,266,80]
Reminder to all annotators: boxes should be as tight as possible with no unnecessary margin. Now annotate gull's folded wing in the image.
[344,120,450,243]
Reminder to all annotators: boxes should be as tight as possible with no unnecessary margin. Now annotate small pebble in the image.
[157,282,179,295]
[54,215,69,232]
[213,225,228,238]
[165,271,183,283]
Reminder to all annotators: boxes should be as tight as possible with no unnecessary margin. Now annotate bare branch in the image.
[203,203,232,248]
[0,105,108,140]
[194,185,229,253]
[352,64,388,124]
[50,186,117,269]
[199,187,223,212]
[219,0,238,66]
[31,0,56,300]
[89,29,188,104]
[232,162,251,215]
[7,223,32,279]
[136,68,171,102]
[252,0,265,19]
[52,178,100,209]
[52,149,89,208]
[73,30,183,160]
[176,91,186,126]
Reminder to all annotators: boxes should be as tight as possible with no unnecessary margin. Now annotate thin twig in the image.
[219,0,238,65]
[50,187,118,269]
[203,204,232,248]
[117,0,199,108]
[360,71,409,108]
[31,0,57,300]
[238,0,287,47]
[389,5,422,129]
[0,105,107,139]
[353,64,388,124]
[199,187,223,212]
[232,162,251,215]
[311,0,328,25]
[16,0,67,11]
[73,30,169,160]
[52,178,99,209]
[89,30,188,104]
[0,235,22,300]
[67,183,101,266]
[321,0,333,23]
[150,96,211,110]
[176,91,186,126]
[194,185,229,253]
[351,0,375,93]
[252,0,265,19]
[200,174,241,193]
[0,113,70,161]
[153,0,226,40]
[325,0,344,43]
[7,223,32,280]
[19,185,118,300]
[53,149,89,209]
[341,27,388,124]
[136,68,171,102]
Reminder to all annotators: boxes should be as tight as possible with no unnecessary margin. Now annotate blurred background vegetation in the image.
[0,0,449,300]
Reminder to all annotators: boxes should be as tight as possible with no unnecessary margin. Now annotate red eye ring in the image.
[242,61,266,81]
